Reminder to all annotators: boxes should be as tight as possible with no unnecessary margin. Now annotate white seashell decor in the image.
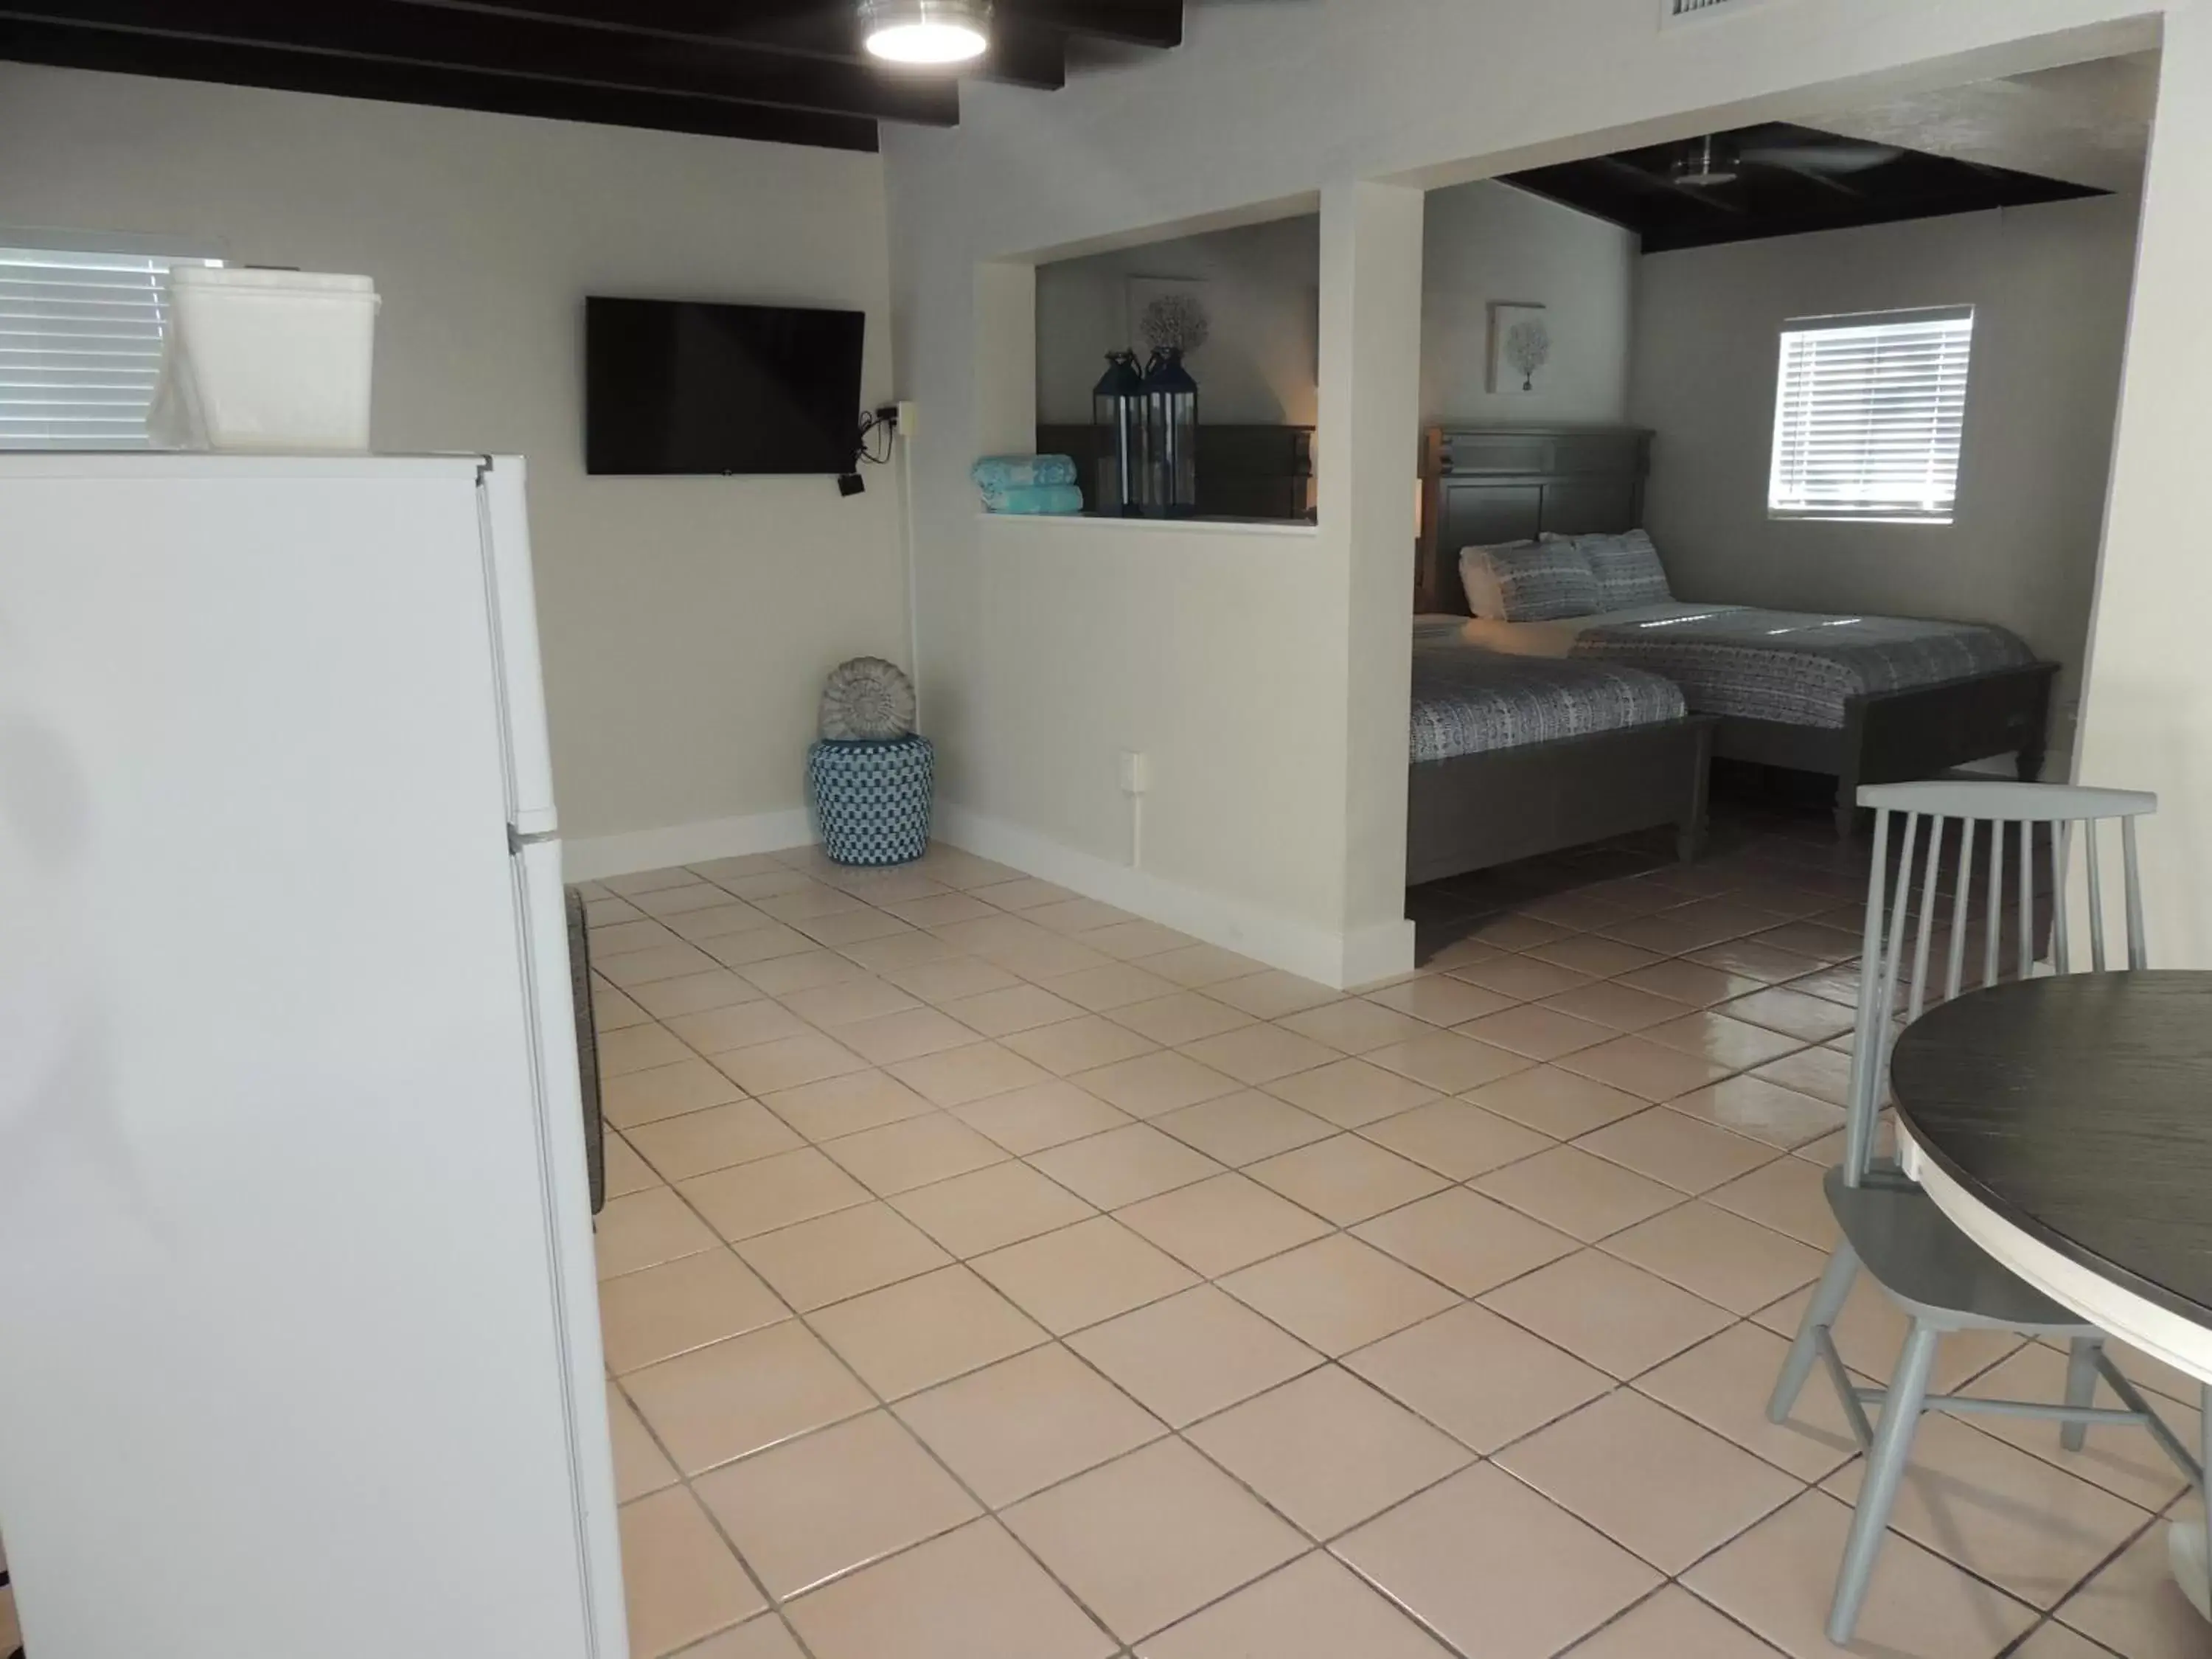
[819,656,917,741]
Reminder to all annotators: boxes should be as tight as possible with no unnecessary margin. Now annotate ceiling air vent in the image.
[1663,0,1778,22]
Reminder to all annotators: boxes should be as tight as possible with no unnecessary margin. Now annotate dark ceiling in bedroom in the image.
[0,0,1186,152]
[1501,122,2105,253]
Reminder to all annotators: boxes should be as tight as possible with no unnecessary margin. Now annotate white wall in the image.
[887,0,2171,984]
[1030,181,1637,431]
[944,517,1369,977]
[1422,181,1638,426]
[1630,194,2140,754]
[953,190,1427,990]
[2075,10,2212,965]
[0,64,904,867]
[1035,216,1321,425]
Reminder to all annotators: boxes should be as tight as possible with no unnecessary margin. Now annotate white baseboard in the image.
[935,805,1415,992]
[1337,917,1422,990]
[560,801,1418,990]
[561,808,812,884]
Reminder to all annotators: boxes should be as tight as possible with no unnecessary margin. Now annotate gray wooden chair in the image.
[1765,779,2199,1644]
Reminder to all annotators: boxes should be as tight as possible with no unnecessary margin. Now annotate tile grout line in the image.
[600,933,1857,1078]
[617,1101,1759,1653]
[604,953,1840,1228]
[606,1054,1832,1360]
[606,960,1938,1469]
[1991,1508,2168,1658]
[595,835,2125,1658]
[602,867,1863,1413]
[629,1130,1141,1658]
[619,1097,1809,1655]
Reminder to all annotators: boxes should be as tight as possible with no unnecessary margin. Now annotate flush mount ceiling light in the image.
[860,0,993,66]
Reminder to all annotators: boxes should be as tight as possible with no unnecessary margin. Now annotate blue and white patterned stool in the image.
[807,734,935,866]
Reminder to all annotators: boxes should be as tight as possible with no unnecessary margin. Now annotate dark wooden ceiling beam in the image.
[0,0,964,124]
[975,24,1069,90]
[0,0,1190,150]
[0,17,881,149]
[394,0,1067,91]
[1506,122,2103,254]
[1011,0,1183,47]
[1781,164,1871,201]
[401,1,1181,69]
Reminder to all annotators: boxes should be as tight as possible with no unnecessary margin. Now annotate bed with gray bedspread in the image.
[1411,634,1686,764]
[1567,607,2037,730]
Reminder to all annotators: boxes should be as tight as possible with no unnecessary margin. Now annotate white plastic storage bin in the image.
[151,267,379,453]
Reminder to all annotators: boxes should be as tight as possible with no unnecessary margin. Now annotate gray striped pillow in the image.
[1461,540,1601,622]
[1579,529,1674,609]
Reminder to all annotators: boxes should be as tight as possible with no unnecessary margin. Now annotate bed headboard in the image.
[1419,425,1653,615]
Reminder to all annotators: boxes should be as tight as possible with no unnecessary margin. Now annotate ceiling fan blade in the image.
[1738,142,1902,175]
[1593,153,1746,211]
[1595,156,1688,194]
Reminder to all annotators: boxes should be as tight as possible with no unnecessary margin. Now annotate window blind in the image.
[1767,305,1974,524]
[0,245,218,450]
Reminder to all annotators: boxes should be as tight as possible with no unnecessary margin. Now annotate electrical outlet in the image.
[896,400,920,440]
[1119,751,1150,795]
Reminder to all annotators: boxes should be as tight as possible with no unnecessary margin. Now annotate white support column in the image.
[1318,179,1425,986]
[2073,10,2212,965]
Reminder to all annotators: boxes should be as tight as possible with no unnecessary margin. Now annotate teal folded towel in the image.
[982,483,1085,515]
[972,454,1078,491]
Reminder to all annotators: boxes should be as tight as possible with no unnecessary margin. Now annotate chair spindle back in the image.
[1843,781,2157,1186]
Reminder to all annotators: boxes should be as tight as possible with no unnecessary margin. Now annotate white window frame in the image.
[0,230,222,451]
[1767,304,1975,526]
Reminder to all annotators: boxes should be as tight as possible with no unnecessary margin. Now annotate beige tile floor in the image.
[580,827,2207,1659]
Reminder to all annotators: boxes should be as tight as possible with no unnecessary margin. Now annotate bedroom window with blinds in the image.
[1767,305,1974,524]
[0,243,221,449]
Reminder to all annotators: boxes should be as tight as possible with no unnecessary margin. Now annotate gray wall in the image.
[1035,215,1321,425]
[1421,180,1638,426]
[1629,194,2141,748]
[1034,182,1638,431]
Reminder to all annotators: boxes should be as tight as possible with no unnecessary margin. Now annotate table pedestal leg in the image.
[2169,1383,2212,1621]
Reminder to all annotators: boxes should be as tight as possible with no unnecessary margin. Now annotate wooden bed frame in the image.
[1420,424,2060,835]
[1408,715,1717,886]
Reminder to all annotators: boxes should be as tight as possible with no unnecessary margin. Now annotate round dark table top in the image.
[1891,971,2212,1332]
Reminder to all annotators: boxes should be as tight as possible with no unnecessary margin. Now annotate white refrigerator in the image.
[0,454,625,1658]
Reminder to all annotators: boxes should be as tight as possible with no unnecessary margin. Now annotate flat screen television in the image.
[585,296,866,476]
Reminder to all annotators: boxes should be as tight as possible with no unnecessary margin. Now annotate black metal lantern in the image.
[1091,350,1146,517]
[1140,347,1199,519]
